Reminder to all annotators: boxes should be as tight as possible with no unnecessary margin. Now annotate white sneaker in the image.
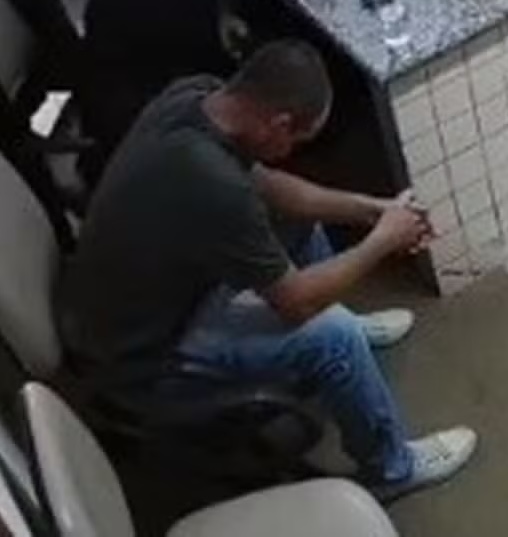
[359,309,415,348]
[376,427,478,501]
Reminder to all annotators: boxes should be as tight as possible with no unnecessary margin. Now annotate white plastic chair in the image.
[0,0,87,237]
[0,0,35,100]
[0,0,74,140]
[0,153,61,378]
[0,412,38,510]
[0,410,43,536]
[23,382,399,537]
[0,470,33,537]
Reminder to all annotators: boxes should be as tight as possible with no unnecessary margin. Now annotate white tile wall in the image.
[389,21,508,296]
[403,130,444,175]
[429,227,467,267]
[448,145,486,191]
[440,110,479,156]
[484,127,508,170]
[437,256,475,295]
[389,68,427,106]
[477,91,508,138]
[465,26,504,67]
[432,75,472,122]
[489,166,508,204]
[429,197,460,235]
[464,211,499,248]
[395,93,435,141]
[429,48,466,88]
[414,164,450,206]
[439,254,473,275]
[497,198,508,229]
[456,179,492,221]
[469,237,506,275]
[470,56,505,104]
[503,20,508,63]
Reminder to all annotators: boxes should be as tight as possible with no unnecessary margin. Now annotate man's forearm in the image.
[264,232,390,324]
[257,166,385,226]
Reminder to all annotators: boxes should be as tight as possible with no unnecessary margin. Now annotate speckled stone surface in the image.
[281,0,508,83]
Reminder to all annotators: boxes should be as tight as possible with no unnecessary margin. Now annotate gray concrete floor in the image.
[299,263,508,536]
[347,265,508,536]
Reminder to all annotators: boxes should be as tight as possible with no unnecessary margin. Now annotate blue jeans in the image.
[180,225,413,482]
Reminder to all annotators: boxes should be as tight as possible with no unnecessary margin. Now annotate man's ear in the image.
[270,112,293,134]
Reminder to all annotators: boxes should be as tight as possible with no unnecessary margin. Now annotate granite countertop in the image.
[281,0,508,83]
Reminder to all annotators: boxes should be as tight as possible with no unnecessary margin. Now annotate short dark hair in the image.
[226,40,333,129]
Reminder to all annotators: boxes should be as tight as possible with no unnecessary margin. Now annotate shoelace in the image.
[360,316,391,334]
[413,436,453,471]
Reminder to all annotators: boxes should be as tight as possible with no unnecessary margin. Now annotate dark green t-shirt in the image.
[58,76,289,370]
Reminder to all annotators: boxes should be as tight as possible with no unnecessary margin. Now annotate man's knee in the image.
[302,304,366,345]
[287,305,370,384]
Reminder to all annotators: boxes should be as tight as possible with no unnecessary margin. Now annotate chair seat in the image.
[167,478,398,537]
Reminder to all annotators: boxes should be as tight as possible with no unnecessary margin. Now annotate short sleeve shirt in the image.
[57,75,289,369]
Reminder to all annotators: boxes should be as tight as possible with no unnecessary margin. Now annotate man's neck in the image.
[202,90,259,153]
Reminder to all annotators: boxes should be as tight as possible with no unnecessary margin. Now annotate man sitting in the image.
[57,40,477,497]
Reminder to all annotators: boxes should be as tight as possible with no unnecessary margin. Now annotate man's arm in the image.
[259,205,431,324]
[256,165,390,226]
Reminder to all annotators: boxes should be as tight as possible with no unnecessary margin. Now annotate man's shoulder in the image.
[143,75,223,119]
[108,125,255,212]
[127,75,226,150]
[146,123,249,181]
[177,131,256,202]
[162,75,223,99]
[147,130,260,223]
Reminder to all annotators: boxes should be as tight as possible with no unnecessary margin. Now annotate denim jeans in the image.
[179,225,414,482]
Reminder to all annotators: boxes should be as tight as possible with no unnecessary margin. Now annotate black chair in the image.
[0,0,90,250]
[74,355,325,482]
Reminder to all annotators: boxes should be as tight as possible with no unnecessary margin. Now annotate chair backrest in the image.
[0,470,33,537]
[0,0,82,101]
[0,152,61,377]
[0,403,64,536]
[0,0,35,100]
[0,0,77,255]
[0,412,38,511]
[22,382,136,537]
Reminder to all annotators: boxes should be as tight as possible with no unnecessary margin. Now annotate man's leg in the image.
[180,297,413,482]
[180,293,477,495]
[276,304,414,481]
[289,222,335,267]
[288,223,415,348]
